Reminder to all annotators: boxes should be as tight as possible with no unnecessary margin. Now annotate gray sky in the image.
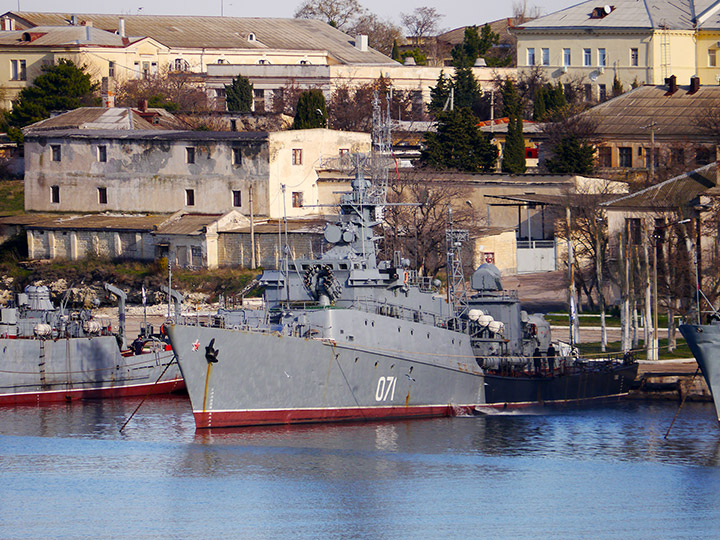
[6,0,580,33]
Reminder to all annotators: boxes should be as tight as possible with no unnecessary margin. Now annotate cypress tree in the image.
[500,79,526,174]
[225,75,253,112]
[391,40,401,62]
[421,107,498,173]
[532,87,546,121]
[452,67,480,110]
[544,135,595,175]
[292,89,328,129]
[428,71,451,115]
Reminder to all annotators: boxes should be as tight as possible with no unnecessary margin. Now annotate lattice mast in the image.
[446,208,469,316]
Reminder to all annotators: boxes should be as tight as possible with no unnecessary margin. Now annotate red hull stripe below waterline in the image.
[193,404,479,428]
[0,378,185,405]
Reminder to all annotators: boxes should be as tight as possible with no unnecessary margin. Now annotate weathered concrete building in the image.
[24,128,371,218]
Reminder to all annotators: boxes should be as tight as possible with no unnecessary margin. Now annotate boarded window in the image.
[598,147,612,167]
[98,187,107,205]
[50,185,60,204]
[186,189,195,206]
[97,145,107,162]
[292,149,302,165]
[232,147,242,165]
[232,190,242,207]
[51,144,61,162]
[186,147,196,164]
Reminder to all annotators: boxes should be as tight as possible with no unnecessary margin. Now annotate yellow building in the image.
[0,22,169,109]
[512,0,720,101]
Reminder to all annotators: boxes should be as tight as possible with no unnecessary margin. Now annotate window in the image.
[618,147,632,167]
[339,148,350,156]
[51,144,61,162]
[50,185,60,204]
[142,61,150,79]
[527,47,536,66]
[232,190,242,207]
[185,189,195,206]
[292,191,303,208]
[217,58,225,64]
[230,119,237,132]
[710,49,717,67]
[584,84,593,101]
[186,147,196,164]
[174,58,188,71]
[630,48,639,67]
[671,148,685,165]
[97,145,107,162]
[541,48,549,66]
[598,84,607,101]
[98,187,107,205]
[598,147,612,167]
[563,48,571,66]
[696,147,712,165]
[598,48,606,66]
[10,59,26,81]
[583,48,591,66]
[133,61,140,78]
[108,61,115,78]
[292,148,302,165]
[232,147,242,165]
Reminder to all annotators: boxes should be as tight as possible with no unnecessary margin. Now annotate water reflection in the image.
[2,398,720,539]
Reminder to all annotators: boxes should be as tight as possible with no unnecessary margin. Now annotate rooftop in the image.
[23,107,160,132]
[579,82,720,141]
[515,0,720,31]
[603,162,720,209]
[4,12,396,65]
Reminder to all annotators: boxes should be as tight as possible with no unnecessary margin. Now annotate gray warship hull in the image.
[679,323,720,425]
[0,336,183,405]
[168,310,485,428]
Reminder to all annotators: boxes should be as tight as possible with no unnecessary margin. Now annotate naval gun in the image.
[161,285,184,322]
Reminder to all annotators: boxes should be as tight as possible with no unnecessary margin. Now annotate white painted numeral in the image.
[375,376,396,401]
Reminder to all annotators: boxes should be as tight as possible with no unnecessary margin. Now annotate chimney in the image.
[118,17,126,38]
[137,99,148,112]
[354,34,368,52]
[101,77,115,108]
[689,75,700,94]
[665,74,677,95]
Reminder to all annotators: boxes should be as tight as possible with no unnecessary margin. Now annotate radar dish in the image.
[589,72,598,82]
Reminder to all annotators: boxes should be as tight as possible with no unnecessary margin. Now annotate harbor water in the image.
[1,396,720,539]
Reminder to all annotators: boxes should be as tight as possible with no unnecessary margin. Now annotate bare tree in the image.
[512,0,542,24]
[115,67,208,112]
[382,174,479,278]
[400,7,444,46]
[349,13,403,56]
[294,0,366,31]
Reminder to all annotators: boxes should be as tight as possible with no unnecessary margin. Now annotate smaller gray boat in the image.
[0,285,183,405]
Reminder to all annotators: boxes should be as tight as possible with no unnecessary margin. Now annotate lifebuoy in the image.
[403,271,408,284]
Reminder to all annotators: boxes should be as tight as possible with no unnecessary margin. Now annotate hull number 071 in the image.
[375,376,397,401]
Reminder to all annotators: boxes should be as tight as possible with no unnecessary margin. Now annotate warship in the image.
[680,320,720,426]
[0,284,182,405]
[167,154,637,429]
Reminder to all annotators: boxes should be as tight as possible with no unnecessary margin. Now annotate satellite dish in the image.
[589,72,598,82]
[604,5,612,14]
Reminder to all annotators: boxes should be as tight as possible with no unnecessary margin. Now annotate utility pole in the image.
[249,185,256,269]
[566,206,578,348]
[642,120,657,183]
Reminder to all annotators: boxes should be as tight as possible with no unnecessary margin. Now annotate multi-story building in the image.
[512,0,720,101]
[23,127,370,218]
[1,11,515,114]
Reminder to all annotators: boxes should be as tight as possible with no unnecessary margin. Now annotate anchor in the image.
[205,338,219,364]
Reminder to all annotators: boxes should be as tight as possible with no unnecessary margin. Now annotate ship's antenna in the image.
[446,208,469,317]
[281,183,290,307]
